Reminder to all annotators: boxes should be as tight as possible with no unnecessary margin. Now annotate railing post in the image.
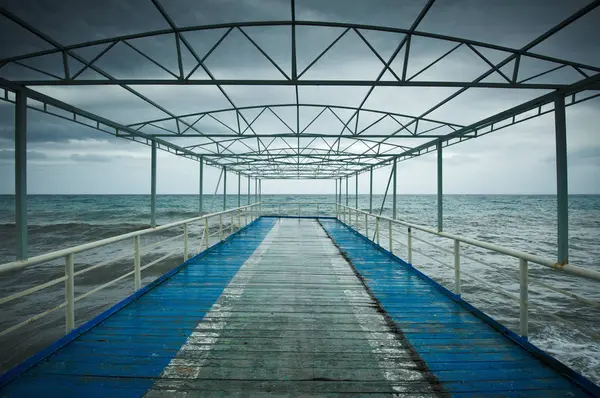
[454,239,461,296]
[204,217,209,249]
[376,216,380,245]
[365,213,368,237]
[183,223,189,261]
[519,258,529,339]
[407,227,412,264]
[388,219,393,253]
[65,253,75,333]
[230,211,234,235]
[245,207,248,225]
[134,236,141,290]
[219,214,223,240]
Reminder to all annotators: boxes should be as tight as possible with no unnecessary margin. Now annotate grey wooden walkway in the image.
[146,218,439,396]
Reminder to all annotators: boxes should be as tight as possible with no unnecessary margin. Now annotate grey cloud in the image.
[70,153,112,163]
[0,149,48,160]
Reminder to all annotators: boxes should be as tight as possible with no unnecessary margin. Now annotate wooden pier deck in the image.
[0,217,596,397]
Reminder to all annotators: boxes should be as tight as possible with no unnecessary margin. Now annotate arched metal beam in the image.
[1,19,599,74]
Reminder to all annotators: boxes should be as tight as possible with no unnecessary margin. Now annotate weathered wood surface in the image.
[0,217,594,397]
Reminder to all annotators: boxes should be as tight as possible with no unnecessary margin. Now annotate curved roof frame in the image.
[0,0,599,179]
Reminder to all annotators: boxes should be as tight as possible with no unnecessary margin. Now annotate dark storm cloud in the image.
[0,104,105,143]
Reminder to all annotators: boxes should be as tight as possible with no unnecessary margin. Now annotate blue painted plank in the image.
[0,218,276,398]
[320,219,596,397]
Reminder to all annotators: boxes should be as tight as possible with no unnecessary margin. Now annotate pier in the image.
[1,0,600,395]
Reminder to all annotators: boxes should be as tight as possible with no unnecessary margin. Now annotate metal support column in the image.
[255,179,258,204]
[555,94,568,265]
[15,90,27,260]
[345,176,349,207]
[437,141,443,232]
[369,166,373,213]
[223,166,227,211]
[392,158,397,219]
[355,172,358,210]
[355,172,359,225]
[237,173,241,208]
[335,179,338,203]
[199,157,203,214]
[247,176,251,204]
[150,139,157,227]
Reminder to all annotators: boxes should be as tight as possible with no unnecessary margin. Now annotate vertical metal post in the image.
[237,173,241,228]
[407,227,412,264]
[392,158,397,219]
[255,179,258,204]
[204,217,209,249]
[519,258,529,338]
[365,213,368,237]
[219,214,223,240]
[369,166,373,213]
[223,167,227,211]
[345,176,349,207]
[15,90,27,260]
[150,139,157,227]
[335,179,338,204]
[375,217,380,245]
[437,141,443,232]
[355,172,359,225]
[134,236,141,290]
[247,176,251,205]
[454,240,461,295]
[65,253,75,333]
[183,223,189,261]
[199,157,203,214]
[388,220,392,253]
[259,179,262,216]
[555,94,568,265]
[230,212,234,235]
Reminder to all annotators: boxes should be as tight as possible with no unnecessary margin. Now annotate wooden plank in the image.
[320,219,594,396]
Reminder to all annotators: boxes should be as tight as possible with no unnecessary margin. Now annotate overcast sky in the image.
[0,0,598,194]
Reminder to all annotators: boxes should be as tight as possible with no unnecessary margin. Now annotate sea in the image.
[0,194,599,384]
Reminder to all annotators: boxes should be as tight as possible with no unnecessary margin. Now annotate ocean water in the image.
[0,194,599,384]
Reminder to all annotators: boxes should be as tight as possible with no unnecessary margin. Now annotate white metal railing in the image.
[261,202,337,217]
[2,200,599,347]
[337,203,600,339]
[0,203,261,338]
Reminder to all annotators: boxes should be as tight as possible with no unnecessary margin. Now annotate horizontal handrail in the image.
[0,203,260,274]
[339,204,600,283]
[261,202,337,205]
[0,203,258,339]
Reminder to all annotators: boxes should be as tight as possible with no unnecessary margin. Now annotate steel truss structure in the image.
[1,0,599,264]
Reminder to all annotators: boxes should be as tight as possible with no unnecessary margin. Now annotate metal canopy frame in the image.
[2,0,598,264]
[1,0,599,178]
